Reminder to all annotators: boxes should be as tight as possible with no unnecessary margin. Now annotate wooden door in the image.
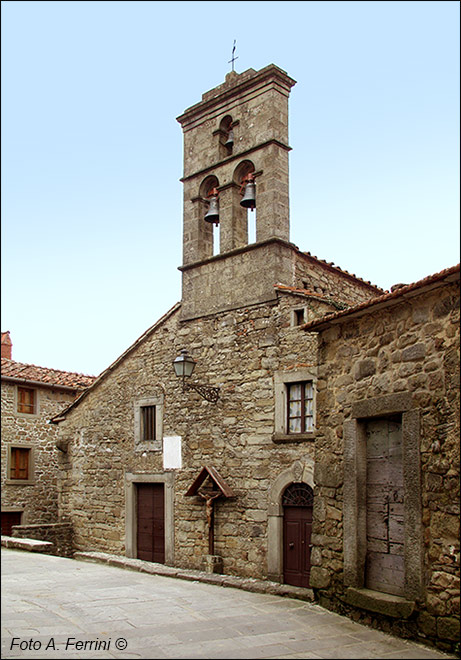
[366,417,404,596]
[136,483,165,563]
[282,483,313,588]
[1,511,22,536]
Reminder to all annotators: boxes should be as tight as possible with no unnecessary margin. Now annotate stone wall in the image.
[180,239,296,320]
[310,280,460,653]
[56,287,352,579]
[12,522,73,557]
[295,252,383,307]
[1,383,78,526]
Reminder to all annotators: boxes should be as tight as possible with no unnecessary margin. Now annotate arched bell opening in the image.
[218,115,234,158]
[282,482,313,588]
[234,160,256,244]
[199,175,220,256]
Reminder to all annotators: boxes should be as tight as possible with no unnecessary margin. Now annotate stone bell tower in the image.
[177,64,297,320]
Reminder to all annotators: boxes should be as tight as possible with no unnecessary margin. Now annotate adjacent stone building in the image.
[304,266,460,650]
[1,331,95,541]
[51,65,459,652]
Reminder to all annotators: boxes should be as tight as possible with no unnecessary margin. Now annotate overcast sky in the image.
[2,1,459,376]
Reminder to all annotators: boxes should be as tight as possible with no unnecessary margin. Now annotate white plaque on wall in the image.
[163,436,182,469]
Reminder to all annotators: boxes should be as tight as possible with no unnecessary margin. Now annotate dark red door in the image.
[1,511,22,536]
[283,504,312,587]
[137,483,165,563]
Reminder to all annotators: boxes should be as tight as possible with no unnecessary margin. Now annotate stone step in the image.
[74,550,315,602]
[1,535,54,552]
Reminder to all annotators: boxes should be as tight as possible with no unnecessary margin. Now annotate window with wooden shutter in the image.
[9,447,30,480]
[141,405,156,441]
[17,387,36,414]
[287,381,314,434]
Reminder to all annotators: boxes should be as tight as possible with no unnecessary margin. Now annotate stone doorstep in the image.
[73,551,314,602]
[1,535,54,552]
[343,586,415,619]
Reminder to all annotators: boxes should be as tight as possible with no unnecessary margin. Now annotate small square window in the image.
[17,387,36,414]
[294,309,305,326]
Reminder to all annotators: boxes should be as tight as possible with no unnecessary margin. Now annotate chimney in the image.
[1,331,12,359]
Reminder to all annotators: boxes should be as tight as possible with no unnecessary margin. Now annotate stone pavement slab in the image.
[1,549,456,659]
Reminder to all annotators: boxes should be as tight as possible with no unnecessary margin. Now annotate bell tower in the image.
[177,64,297,320]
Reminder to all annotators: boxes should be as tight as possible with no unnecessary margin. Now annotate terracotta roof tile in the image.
[274,283,331,300]
[274,284,351,311]
[1,358,96,390]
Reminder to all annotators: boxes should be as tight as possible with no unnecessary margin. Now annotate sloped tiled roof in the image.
[302,264,460,331]
[274,283,334,301]
[1,358,96,390]
[274,283,349,309]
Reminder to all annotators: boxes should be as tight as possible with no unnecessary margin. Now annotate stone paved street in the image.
[1,549,456,659]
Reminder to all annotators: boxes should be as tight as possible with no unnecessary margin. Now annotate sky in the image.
[2,0,459,376]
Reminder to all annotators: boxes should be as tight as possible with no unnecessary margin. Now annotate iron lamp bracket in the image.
[184,380,220,403]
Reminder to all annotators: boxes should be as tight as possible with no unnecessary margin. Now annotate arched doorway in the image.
[282,482,313,588]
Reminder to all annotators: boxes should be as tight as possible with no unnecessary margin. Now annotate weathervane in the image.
[228,40,238,72]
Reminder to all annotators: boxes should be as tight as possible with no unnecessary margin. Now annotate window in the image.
[6,444,34,484]
[10,447,30,480]
[287,382,314,433]
[134,395,163,452]
[141,406,156,441]
[273,368,317,443]
[17,387,36,414]
[293,308,306,326]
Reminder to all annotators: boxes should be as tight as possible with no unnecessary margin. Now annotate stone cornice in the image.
[176,64,296,129]
[178,237,299,272]
[179,140,290,183]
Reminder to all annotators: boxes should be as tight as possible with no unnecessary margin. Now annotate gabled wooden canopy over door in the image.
[136,483,165,563]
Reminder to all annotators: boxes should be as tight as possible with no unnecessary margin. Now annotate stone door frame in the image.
[125,472,175,565]
[343,392,423,603]
[267,459,314,583]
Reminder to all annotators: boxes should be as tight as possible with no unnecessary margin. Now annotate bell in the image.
[224,128,234,149]
[204,194,219,224]
[240,179,256,209]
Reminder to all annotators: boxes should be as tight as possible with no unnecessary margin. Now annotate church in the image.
[50,64,459,652]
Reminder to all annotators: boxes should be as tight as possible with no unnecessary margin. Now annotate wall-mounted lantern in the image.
[173,349,220,403]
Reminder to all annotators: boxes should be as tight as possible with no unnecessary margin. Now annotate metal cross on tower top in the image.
[228,40,238,72]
